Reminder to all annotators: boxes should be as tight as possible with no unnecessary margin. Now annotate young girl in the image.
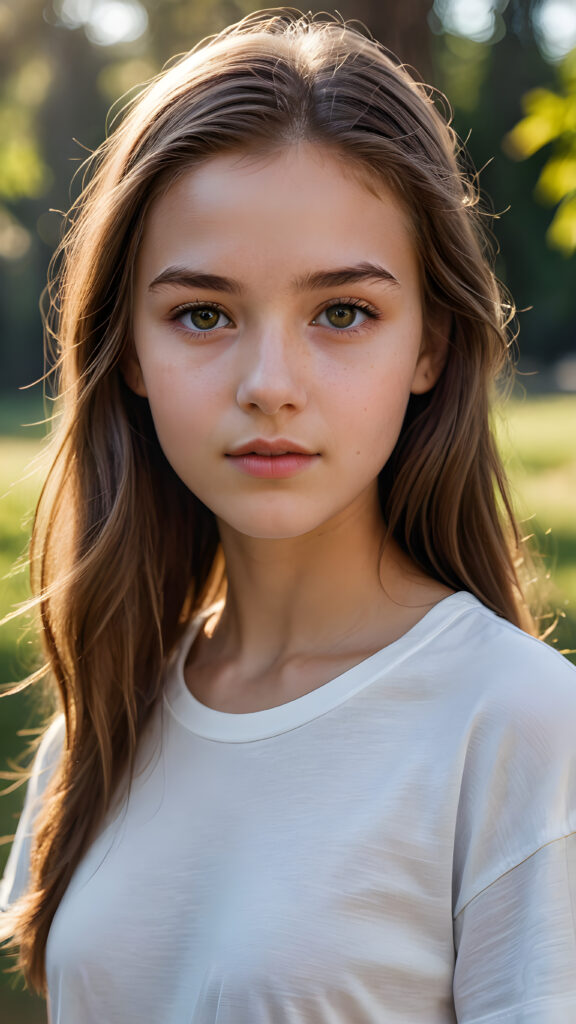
[1,9,575,1022]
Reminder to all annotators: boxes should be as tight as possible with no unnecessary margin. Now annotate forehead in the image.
[136,144,421,292]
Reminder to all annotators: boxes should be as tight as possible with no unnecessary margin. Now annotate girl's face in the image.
[129,144,445,540]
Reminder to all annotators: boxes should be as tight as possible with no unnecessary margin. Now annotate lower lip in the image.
[227,453,318,479]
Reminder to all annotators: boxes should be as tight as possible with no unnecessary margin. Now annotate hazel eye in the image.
[175,304,232,332]
[312,302,375,331]
[327,305,361,328]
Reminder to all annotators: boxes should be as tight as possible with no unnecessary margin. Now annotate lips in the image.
[227,438,317,457]
[226,444,319,479]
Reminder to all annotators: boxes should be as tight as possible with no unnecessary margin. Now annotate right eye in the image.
[172,302,233,333]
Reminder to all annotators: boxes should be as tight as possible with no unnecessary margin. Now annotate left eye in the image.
[176,305,232,331]
[313,304,370,330]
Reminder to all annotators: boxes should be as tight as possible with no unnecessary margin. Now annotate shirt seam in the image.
[454,831,576,918]
[465,604,576,670]
[462,991,576,1022]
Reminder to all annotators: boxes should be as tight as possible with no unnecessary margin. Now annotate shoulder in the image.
[445,595,576,790]
[433,592,576,713]
[414,592,576,748]
[447,599,576,913]
[450,596,576,736]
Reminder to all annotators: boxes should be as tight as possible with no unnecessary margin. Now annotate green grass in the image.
[0,391,574,1021]
[494,394,576,658]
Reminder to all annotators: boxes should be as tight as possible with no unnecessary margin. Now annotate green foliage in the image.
[0,55,54,202]
[0,41,54,278]
[0,136,50,202]
[434,34,492,113]
[504,49,576,255]
[494,394,576,658]
[1,0,576,386]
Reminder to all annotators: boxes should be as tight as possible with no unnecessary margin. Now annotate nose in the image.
[235,326,308,416]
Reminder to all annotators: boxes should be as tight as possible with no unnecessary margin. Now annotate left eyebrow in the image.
[147,261,400,294]
[292,262,400,291]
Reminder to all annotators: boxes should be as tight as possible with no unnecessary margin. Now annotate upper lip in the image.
[227,438,318,456]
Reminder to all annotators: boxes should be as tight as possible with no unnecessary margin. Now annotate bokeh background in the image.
[1,1,575,1020]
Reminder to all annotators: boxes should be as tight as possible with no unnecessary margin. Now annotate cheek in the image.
[140,350,220,415]
[334,359,417,455]
[138,363,213,467]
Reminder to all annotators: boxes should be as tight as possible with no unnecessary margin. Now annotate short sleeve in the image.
[0,714,65,912]
[451,638,576,1021]
[453,834,576,1022]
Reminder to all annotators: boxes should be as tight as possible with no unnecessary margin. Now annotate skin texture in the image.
[127,143,451,710]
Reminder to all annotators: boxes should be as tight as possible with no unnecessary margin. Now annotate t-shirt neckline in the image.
[163,591,481,743]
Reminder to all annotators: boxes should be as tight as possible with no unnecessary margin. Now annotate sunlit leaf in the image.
[504,53,576,258]
[0,137,52,200]
[535,153,576,203]
[504,115,557,157]
[504,89,567,158]
[0,100,52,200]
[523,88,564,117]
[547,194,576,254]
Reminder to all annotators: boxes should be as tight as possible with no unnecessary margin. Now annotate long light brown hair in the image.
[2,7,536,992]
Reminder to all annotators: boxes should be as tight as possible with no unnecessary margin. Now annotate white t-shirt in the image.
[2,591,576,1023]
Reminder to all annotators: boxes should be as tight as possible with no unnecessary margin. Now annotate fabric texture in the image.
[2,591,576,1023]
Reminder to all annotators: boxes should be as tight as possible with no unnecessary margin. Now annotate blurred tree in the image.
[0,0,575,394]
[504,47,576,256]
[0,0,112,393]
[430,0,576,365]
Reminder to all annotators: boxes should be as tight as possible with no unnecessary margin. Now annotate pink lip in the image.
[225,439,319,479]
[227,438,317,456]
[227,453,318,479]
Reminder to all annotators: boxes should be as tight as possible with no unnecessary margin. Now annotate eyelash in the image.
[169,298,383,338]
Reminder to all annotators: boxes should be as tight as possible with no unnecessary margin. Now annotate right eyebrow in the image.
[148,269,242,294]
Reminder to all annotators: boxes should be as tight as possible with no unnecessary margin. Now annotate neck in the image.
[205,487,449,676]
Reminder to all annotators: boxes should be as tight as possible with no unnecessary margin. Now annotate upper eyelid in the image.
[171,299,230,316]
[170,297,380,319]
[312,298,380,319]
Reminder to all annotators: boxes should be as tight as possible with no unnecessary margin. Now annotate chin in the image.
[229,521,319,541]
[215,508,327,542]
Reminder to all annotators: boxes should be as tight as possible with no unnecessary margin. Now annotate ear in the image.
[410,307,451,395]
[120,349,148,397]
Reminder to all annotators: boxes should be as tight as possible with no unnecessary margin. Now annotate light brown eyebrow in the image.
[147,261,400,294]
[293,262,399,291]
[148,270,241,294]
